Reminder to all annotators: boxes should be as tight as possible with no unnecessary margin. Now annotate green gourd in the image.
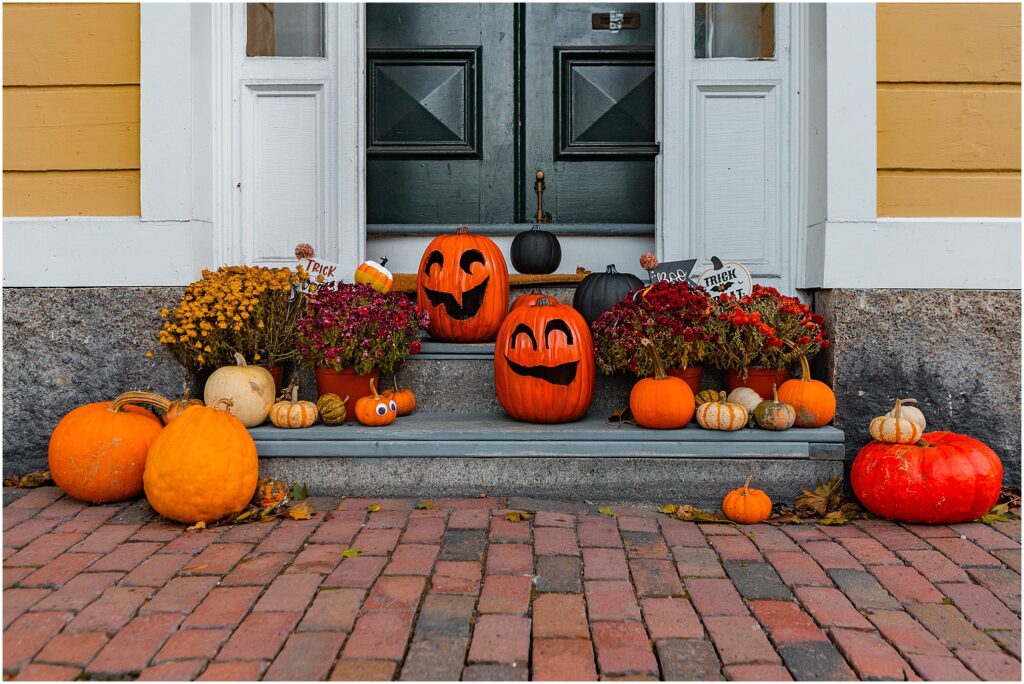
[317,393,349,426]
[753,384,796,431]
[695,389,723,406]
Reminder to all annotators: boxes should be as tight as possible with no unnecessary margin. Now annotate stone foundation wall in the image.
[814,289,1021,484]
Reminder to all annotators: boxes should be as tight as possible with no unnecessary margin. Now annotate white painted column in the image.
[336,3,367,278]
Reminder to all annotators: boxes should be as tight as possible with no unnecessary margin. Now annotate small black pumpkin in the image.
[572,264,644,326]
[510,224,561,275]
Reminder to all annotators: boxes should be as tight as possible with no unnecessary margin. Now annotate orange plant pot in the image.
[666,366,704,396]
[725,368,791,399]
[315,367,379,421]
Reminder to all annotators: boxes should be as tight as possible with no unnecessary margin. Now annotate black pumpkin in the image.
[510,225,561,275]
[572,264,644,326]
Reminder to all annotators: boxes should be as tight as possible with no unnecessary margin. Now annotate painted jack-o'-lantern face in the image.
[494,297,594,424]
[417,227,510,342]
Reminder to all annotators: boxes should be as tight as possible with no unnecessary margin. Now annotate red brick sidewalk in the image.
[3,487,1021,681]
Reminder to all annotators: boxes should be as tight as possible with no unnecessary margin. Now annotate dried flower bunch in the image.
[159,265,305,374]
[592,281,716,376]
[706,285,828,371]
[296,282,429,375]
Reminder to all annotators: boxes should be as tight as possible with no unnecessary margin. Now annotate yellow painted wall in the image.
[877,3,1021,217]
[3,3,140,216]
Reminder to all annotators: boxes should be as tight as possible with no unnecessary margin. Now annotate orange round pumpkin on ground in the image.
[777,356,835,428]
[630,339,695,429]
[49,391,169,503]
[722,475,773,524]
[143,400,258,524]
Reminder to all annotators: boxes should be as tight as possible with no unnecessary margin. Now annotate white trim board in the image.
[807,219,1021,290]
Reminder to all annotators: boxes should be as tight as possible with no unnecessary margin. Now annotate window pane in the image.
[695,3,774,59]
[247,3,325,57]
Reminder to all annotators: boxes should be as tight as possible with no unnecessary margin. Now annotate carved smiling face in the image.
[494,297,595,424]
[417,227,509,342]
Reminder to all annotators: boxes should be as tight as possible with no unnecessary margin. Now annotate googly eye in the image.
[375,403,388,416]
[389,400,397,413]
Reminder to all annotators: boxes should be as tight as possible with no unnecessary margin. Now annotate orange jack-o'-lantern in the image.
[417,227,509,342]
[494,297,594,423]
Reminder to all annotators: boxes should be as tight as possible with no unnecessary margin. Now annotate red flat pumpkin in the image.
[850,431,1003,524]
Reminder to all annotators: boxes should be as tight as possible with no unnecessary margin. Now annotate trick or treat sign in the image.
[296,257,344,293]
[697,257,752,300]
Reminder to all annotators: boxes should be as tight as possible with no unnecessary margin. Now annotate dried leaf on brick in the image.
[287,500,315,520]
[367,504,382,513]
[597,506,619,518]
[505,511,532,522]
[416,502,434,510]
[342,548,363,558]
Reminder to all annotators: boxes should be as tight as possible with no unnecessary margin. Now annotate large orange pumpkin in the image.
[49,391,169,503]
[417,226,509,342]
[143,399,258,524]
[494,296,594,423]
[777,356,835,428]
[630,339,695,429]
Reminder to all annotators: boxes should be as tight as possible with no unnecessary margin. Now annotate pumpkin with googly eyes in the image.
[494,296,594,424]
[417,226,509,342]
[354,379,397,427]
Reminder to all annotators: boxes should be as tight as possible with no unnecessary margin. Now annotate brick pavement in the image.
[2,487,1021,681]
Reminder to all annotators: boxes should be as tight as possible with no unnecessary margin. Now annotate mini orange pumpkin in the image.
[354,378,397,426]
[49,391,169,503]
[269,385,319,428]
[777,356,836,428]
[162,389,203,425]
[722,474,773,524]
[630,339,695,429]
[381,377,417,416]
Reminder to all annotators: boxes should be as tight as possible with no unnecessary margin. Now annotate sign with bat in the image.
[696,257,753,300]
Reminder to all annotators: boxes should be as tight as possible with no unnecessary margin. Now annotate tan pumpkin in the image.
[695,392,748,431]
[317,393,349,426]
[726,387,761,427]
[753,384,796,431]
[203,352,275,427]
[870,398,924,444]
[884,397,926,432]
[269,385,318,428]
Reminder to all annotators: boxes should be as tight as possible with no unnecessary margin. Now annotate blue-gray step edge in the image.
[249,412,845,460]
[413,340,494,361]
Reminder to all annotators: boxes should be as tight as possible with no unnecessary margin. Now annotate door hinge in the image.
[592,11,641,33]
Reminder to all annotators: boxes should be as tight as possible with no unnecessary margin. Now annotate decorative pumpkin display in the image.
[869,398,923,444]
[572,264,644,326]
[885,398,926,432]
[317,393,350,426]
[510,224,561,275]
[354,257,394,294]
[48,391,169,503]
[354,378,397,427]
[417,226,510,342]
[851,432,1003,524]
[203,353,275,427]
[722,474,773,524]
[777,356,836,428]
[163,389,203,425]
[494,296,594,423]
[255,478,289,508]
[695,392,748,431]
[753,384,796,431]
[381,377,417,416]
[510,290,549,312]
[629,339,695,429]
[143,399,259,524]
[269,385,319,429]
[726,387,761,427]
[695,389,722,406]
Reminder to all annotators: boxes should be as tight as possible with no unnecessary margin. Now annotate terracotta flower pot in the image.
[666,366,704,396]
[315,367,379,421]
[263,365,285,398]
[725,367,790,399]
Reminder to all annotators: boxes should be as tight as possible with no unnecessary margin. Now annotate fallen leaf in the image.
[979,502,1012,526]
[505,511,532,522]
[2,470,53,488]
[673,505,728,523]
[291,482,309,501]
[367,504,382,513]
[288,500,315,520]
[476,492,488,498]
[818,516,848,526]
[342,548,363,558]
[415,502,434,510]
[597,506,619,518]
[659,504,678,514]
[186,521,206,532]
[235,508,255,522]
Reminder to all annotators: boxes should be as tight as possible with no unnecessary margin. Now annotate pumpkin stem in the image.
[341,395,350,404]
[534,296,555,307]
[742,471,754,495]
[211,397,234,412]
[798,355,811,382]
[108,391,171,414]
[455,226,470,235]
[234,352,248,368]
[771,383,780,404]
[892,398,917,422]
[379,256,388,268]
[606,264,618,273]
[369,377,381,400]
[639,338,668,380]
[290,385,299,404]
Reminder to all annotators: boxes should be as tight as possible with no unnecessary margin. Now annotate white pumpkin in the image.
[727,387,762,427]
[870,398,923,444]
[203,353,275,427]
[884,398,926,432]
[696,398,749,432]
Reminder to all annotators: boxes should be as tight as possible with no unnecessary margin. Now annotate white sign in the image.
[697,257,752,300]
[297,257,344,292]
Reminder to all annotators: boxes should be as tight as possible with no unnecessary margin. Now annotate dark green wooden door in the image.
[366,3,655,226]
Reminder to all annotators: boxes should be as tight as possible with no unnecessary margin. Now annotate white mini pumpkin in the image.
[884,398,926,432]
[203,353,275,427]
[727,387,762,427]
[269,385,318,429]
[870,398,923,444]
[696,393,749,432]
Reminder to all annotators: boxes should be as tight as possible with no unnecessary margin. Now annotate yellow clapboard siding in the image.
[3,3,140,86]
[878,86,1021,171]
[878,171,1021,217]
[3,170,140,216]
[4,86,140,171]
[878,3,1021,84]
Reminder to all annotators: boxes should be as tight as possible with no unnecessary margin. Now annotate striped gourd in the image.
[269,386,318,429]
[317,393,349,426]
[870,398,923,444]
[695,394,748,431]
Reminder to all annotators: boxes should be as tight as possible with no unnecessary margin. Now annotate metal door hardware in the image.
[592,12,641,32]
